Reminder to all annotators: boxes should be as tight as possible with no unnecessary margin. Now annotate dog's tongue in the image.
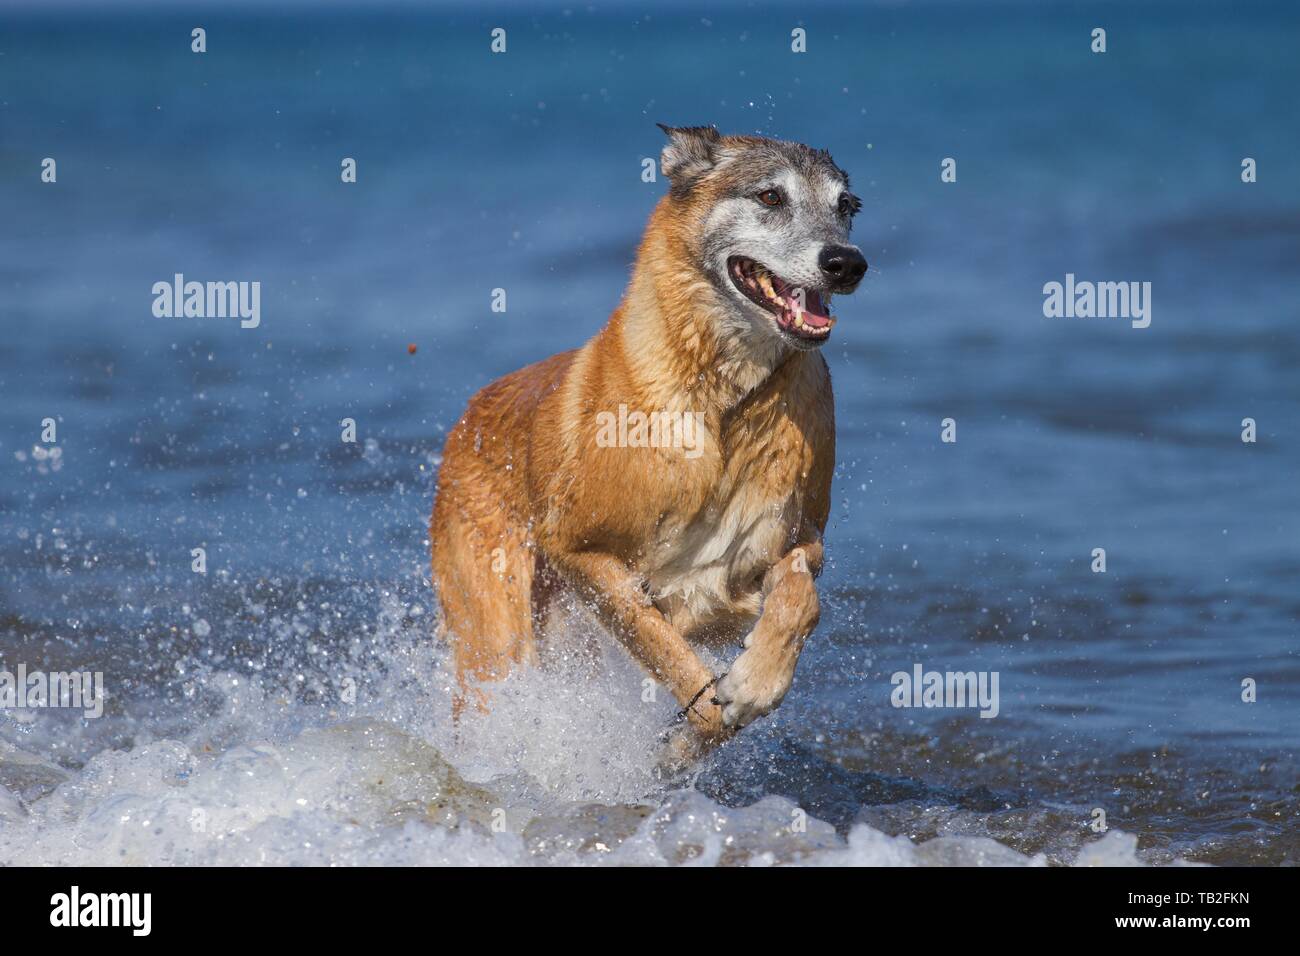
[788,289,831,327]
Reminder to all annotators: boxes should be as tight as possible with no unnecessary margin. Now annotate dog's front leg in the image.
[713,539,823,730]
[554,550,729,743]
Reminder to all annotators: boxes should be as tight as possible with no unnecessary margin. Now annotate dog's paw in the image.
[713,639,796,729]
[655,723,709,779]
[682,693,728,743]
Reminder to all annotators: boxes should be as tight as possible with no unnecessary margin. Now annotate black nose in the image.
[819,245,867,287]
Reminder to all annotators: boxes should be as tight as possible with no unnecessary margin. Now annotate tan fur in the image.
[430,143,835,751]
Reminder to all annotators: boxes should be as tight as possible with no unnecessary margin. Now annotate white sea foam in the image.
[0,595,1155,867]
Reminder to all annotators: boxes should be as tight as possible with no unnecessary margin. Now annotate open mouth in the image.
[727,256,835,342]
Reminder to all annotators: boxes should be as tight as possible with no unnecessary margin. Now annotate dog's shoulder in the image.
[441,348,578,476]
[481,349,578,413]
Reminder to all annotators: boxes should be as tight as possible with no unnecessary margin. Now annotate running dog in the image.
[430,125,866,759]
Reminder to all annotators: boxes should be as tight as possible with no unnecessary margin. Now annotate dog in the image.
[430,125,866,761]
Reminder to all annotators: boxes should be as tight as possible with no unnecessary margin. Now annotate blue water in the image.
[1,1,1297,865]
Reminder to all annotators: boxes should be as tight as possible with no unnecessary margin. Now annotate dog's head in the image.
[657,124,866,351]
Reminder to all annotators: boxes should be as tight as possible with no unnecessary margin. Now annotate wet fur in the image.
[430,126,861,758]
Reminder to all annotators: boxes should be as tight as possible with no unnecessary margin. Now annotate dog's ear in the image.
[657,124,720,187]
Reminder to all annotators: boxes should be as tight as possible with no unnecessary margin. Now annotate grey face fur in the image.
[659,125,866,352]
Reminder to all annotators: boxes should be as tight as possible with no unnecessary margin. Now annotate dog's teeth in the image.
[794,314,805,328]
[757,274,776,299]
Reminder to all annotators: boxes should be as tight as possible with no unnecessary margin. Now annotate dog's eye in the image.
[837,193,860,216]
[756,189,783,207]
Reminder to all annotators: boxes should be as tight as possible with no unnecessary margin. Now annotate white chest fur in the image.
[643,482,799,637]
